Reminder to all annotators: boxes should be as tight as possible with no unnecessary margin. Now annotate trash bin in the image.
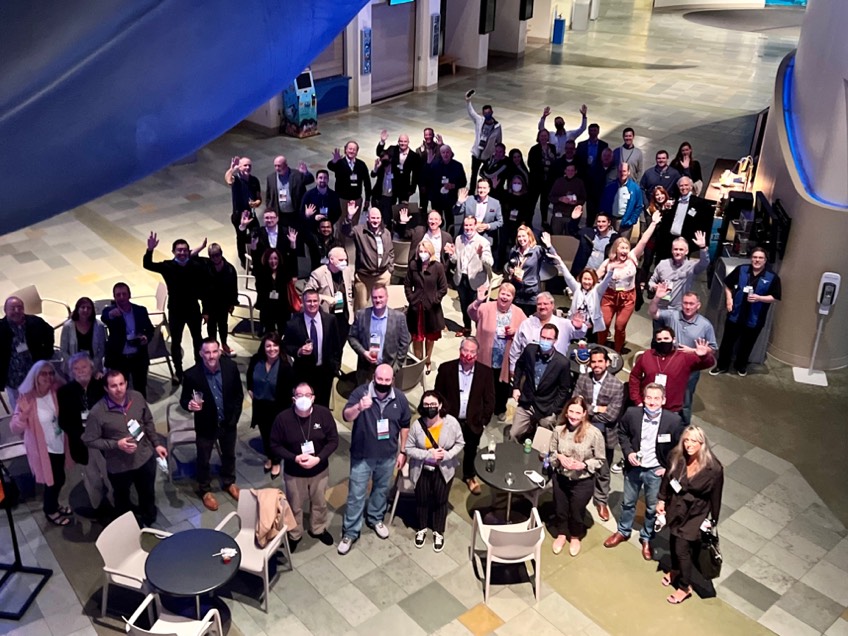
[552,17,566,44]
[571,0,590,31]
[589,0,600,20]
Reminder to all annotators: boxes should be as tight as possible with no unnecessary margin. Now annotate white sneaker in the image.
[337,537,354,555]
[414,530,427,548]
[433,532,445,553]
[372,522,390,540]
[611,459,624,474]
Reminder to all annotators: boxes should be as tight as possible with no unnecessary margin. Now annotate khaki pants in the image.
[354,270,391,311]
[284,468,330,540]
[510,406,558,443]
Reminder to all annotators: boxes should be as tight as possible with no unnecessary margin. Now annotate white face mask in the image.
[464,230,475,240]
[511,183,522,193]
[419,252,430,262]
[337,261,348,270]
[294,396,313,412]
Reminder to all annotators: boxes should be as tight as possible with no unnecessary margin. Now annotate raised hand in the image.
[241,210,252,227]
[542,106,551,118]
[305,203,317,218]
[332,147,341,162]
[651,210,662,225]
[443,242,455,256]
[694,338,711,357]
[147,231,159,251]
[571,204,584,220]
[374,158,381,170]
[398,207,410,224]
[435,133,443,146]
[287,228,298,245]
[580,104,588,116]
[457,187,469,205]
[476,283,489,302]
[693,230,707,249]
[298,161,308,174]
[347,200,359,218]
[231,156,240,169]
[476,242,484,256]
[380,129,388,143]
[655,281,670,298]
[540,231,552,248]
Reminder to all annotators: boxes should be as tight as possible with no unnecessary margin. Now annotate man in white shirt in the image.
[538,104,588,156]
[509,292,587,373]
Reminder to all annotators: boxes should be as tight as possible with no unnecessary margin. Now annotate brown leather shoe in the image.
[225,484,241,501]
[466,478,482,495]
[603,532,628,548]
[595,503,610,522]
[641,539,653,561]
[201,492,219,511]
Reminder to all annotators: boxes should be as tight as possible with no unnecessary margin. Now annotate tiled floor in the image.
[3,1,847,635]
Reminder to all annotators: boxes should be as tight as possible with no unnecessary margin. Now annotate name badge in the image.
[81,409,89,422]
[350,174,358,183]
[278,189,288,202]
[742,285,753,294]
[269,290,280,300]
[687,207,697,217]
[670,477,682,492]
[127,418,144,442]
[319,206,328,216]
[654,373,667,386]
[512,266,524,282]
[496,326,506,338]
[662,284,672,302]
[376,418,390,440]
[509,209,518,221]
[15,342,28,353]
[333,291,344,313]
[301,440,315,455]
[658,433,672,443]
[370,333,382,355]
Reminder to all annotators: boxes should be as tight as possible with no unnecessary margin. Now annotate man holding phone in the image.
[101,282,155,398]
[224,156,262,268]
[82,369,167,526]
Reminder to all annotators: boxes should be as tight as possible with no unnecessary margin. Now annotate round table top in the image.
[474,441,544,495]
[145,528,240,597]
[566,343,624,375]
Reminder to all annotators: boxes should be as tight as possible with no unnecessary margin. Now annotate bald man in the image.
[265,155,314,230]
[224,156,261,268]
[376,130,422,204]
[0,296,54,410]
[304,246,355,345]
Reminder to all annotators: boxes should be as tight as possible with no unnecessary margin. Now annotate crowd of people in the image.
[0,94,785,604]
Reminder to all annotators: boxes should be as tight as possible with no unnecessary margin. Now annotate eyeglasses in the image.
[294,393,314,399]
[422,403,439,408]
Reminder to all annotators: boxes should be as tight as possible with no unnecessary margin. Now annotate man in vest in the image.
[710,247,781,377]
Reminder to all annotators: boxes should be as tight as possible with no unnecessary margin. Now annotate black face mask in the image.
[374,382,392,395]
[653,341,674,356]
[422,406,439,419]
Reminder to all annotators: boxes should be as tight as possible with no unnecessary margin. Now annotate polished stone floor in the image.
[3,1,847,635]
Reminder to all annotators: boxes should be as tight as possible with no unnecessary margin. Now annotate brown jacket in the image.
[252,487,297,548]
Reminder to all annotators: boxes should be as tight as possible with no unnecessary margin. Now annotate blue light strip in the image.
[782,54,847,208]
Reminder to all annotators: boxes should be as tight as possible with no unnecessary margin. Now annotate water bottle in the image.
[523,439,532,454]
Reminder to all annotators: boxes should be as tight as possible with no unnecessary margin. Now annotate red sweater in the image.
[629,350,714,412]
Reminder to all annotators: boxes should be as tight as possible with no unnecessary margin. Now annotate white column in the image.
[346,3,373,111]
[490,0,527,57]
[415,0,441,90]
[444,0,489,70]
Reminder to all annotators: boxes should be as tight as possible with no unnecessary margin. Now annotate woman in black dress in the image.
[404,239,448,375]
[657,425,724,604]
[255,248,295,335]
[671,142,703,196]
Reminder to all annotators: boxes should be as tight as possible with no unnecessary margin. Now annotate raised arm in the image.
[630,211,661,261]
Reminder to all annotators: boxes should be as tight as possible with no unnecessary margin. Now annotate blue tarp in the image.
[0,0,368,234]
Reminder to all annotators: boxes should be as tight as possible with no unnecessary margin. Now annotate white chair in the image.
[234,274,258,337]
[215,489,291,612]
[124,593,222,636]
[0,414,25,462]
[133,283,168,329]
[394,353,426,393]
[470,507,544,603]
[387,462,415,526]
[386,284,408,311]
[95,512,171,618]
[166,403,195,483]
[9,285,71,330]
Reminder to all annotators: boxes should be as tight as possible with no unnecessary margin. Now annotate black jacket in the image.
[283,310,342,375]
[512,345,572,417]
[57,379,106,464]
[142,252,207,308]
[245,352,294,410]
[327,157,372,201]
[434,360,495,435]
[375,141,422,201]
[0,315,54,389]
[616,407,684,471]
[179,357,244,438]
[100,304,154,368]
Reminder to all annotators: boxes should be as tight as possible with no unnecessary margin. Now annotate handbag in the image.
[418,418,440,472]
[0,461,20,509]
[287,279,303,313]
[697,524,722,579]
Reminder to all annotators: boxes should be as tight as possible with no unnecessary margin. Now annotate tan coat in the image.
[252,487,297,548]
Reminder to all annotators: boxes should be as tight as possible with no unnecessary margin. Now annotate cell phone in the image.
[465,89,475,99]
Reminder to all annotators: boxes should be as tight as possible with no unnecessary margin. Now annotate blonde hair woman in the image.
[657,425,724,604]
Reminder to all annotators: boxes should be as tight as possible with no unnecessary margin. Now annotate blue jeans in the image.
[618,465,662,543]
[342,456,396,540]
[681,370,700,426]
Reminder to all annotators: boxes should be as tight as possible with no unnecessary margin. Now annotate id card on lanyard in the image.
[375,235,384,268]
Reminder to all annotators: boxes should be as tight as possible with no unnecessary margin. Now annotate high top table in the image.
[474,441,544,523]
[145,528,240,619]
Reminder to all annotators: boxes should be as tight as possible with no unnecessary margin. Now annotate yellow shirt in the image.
[424,422,442,449]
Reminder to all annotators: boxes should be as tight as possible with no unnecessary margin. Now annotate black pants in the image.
[470,155,483,188]
[169,303,203,374]
[43,452,66,515]
[374,195,395,231]
[460,420,482,481]
[206,305,230,348]
[111,353,150,399]
[110,455,157,525]
[251,400,280,463]
[260,304,290,336]
[717,318,762,372]
[196,426,237,494]
[670,532,698,589]
[493,370,511,416]
[457,275,476,330]
[415,468,452,533]
[301,366,335,408]
[551,474,594,539]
